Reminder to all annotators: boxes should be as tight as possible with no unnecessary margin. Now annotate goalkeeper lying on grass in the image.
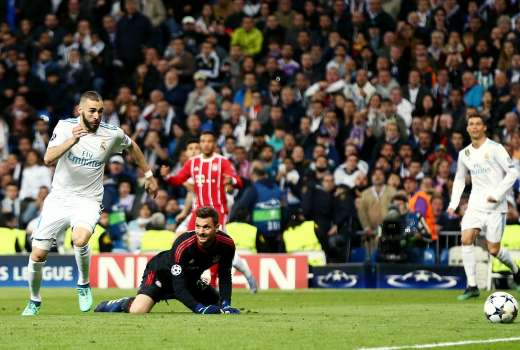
[95,207,240,314]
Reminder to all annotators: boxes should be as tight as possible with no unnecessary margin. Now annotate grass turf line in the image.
[0,289,519,349]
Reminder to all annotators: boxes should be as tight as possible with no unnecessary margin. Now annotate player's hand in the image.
[175,212,187,223]
[446,208,456,217]
[183,181,194,192]
[224,175,234,186]
[160,165,170,178]
[72,125,89,143]
[193,304,223,314]
[487,196,498,203]
[144,176,158,198]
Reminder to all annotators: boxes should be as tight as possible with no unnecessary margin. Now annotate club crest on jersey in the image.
[171,264,182,276]
[194,166,200,171]
[100,141,107,151]
[212,163,218,171]
[212,255,221,263]
[484,153,489,160]
[464,149,470,157]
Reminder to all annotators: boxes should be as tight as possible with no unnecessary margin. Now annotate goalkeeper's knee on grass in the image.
[94,297,135,313]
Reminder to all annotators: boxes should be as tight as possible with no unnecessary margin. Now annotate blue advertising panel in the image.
[376,264,466,289]
[0,255,78,287]
[310,264,374,288]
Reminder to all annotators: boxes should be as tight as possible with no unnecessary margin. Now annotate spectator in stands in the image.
[18,150,52,201]
[358,168,396,255]
[1,182,21,228]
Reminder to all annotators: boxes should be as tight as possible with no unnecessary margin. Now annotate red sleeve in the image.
[222,158,243,189]
[166,159,192,186]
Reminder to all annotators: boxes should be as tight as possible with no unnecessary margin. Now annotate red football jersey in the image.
[165,154,242,215]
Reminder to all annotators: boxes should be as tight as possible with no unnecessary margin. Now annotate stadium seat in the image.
[349,247,366,262]
[439,248,449,265]
[140,229,175,252]
[0,227,18,254]
[225,222,257,252]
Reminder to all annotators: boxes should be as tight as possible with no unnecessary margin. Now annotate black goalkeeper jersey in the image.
[144,230,235,310]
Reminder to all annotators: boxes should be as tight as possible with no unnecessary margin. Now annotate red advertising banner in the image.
[90,254,308,289]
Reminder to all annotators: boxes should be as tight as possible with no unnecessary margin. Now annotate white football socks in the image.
[496,248,519,274]
[74,244,91,285]
[28,259,44,302]
[462,245,477,287]
[232,252,252,278]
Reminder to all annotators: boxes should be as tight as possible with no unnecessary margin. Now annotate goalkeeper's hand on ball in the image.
[221,300,240,314]
[193,304,222,314]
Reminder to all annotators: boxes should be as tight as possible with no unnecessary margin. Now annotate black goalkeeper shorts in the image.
[137,266,219,305]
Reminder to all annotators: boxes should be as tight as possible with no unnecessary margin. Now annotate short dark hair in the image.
[195,206,219,225]
[467,113,485,123]
[200,131,216,139]
[80,90,103,103]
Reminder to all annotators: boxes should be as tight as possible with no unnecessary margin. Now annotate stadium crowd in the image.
[1,0,520,263]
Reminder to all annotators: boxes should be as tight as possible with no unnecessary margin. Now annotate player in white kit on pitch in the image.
[448,114,520,300]
[22,91,158,316]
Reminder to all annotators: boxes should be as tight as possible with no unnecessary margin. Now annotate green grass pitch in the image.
[0,288,519,349]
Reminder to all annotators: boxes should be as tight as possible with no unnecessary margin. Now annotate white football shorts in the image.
[32,191,102,250]
[461,208,506,243]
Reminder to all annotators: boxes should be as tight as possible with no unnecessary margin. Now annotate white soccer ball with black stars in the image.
[484,291,518,323]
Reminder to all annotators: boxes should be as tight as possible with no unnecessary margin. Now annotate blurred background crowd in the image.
[2,0,520,263]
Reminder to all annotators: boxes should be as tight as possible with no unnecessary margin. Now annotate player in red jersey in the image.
[163,131,241,229]
[161,131,257,292]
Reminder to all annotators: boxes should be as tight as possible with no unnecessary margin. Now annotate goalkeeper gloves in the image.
[193,304,222,314]
[221,300,240,314]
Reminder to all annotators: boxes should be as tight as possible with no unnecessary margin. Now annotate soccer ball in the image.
[484,292,518,323]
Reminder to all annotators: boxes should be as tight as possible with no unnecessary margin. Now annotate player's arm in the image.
[126,139,158,197]
[162,159,192,186]
[447,152,468,213]
[222,158,243,189]
[490,146,519,203]
[169,245,221,314]
[44,123,88,165]
[217,237,239,313]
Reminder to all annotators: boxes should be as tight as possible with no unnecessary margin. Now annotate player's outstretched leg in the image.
[94,297,135,313]
[494,247,520,292]
[458,244,479,300]
[232,253,257,293]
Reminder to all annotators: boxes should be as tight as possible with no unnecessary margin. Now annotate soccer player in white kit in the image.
[448,114,520,300]
[22,91,158,315]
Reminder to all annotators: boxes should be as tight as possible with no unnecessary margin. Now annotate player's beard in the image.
[81,112,99,132]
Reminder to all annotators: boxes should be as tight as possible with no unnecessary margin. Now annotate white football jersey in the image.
[48,118,132,201]
[449,138,518,213]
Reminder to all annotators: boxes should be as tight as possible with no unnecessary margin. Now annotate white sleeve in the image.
[448,153,468,210]
[493,145,519,202]
[47,121,70,148]
[111,128,132,154]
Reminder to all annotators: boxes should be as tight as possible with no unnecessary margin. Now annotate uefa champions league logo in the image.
[316,270,358,288]
[386,270,459,288]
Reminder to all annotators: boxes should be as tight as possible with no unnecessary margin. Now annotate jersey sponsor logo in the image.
[67,152,104,168]
[171,264,182,276]
[470,164,490,175]
[195,174,205,185]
